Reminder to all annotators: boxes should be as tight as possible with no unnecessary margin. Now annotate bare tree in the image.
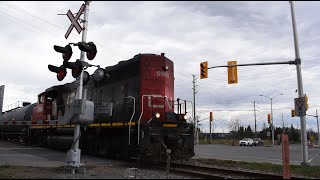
[229,116,240,133]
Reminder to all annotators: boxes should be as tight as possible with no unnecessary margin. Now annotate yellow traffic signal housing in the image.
[305,94,309,111]
[227,61,238,84]
[200,61,208,79]
[210,112,213,122]
[291,109,295,117]
[267,114,271,124]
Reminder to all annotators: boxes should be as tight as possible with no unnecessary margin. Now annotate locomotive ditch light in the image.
[78,42,97,60]
[183,114,188,120]
[153,112,160,119]
[48,65,67,81]
[53,44,73,61]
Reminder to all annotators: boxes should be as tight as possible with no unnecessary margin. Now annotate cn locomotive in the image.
[0,53,195,163]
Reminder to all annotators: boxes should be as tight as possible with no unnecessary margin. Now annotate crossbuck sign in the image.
[65,3,85,39]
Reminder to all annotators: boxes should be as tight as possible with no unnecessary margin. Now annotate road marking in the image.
[308,151,320,163]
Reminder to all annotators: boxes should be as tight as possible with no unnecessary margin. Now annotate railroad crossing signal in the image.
[53,45,73,61]
[48,65,67,81]
[63,59,83,78]
[267,114,271,124]
[291,109,295,117]
[200,61,208,79]
[227,61,238,84]
[210,112,213,122]
[65,3,85,39]
[50,42,97,81]
[78,42,97,60]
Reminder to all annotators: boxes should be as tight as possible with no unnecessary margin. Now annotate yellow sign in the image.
[227,61,238,84]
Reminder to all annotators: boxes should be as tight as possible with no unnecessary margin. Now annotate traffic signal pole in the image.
[289,1,308,166]
[66,1,90,172]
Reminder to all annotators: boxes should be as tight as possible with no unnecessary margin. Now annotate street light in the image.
[259,93,283,146]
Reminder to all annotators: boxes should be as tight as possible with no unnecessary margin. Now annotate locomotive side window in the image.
[67,91,76,105]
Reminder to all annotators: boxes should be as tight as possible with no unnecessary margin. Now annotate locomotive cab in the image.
[32,92,54,122]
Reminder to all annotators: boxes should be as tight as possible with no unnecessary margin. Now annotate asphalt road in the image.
[0,140,319,167]
[0,140,128,167]
[193,143,320,166]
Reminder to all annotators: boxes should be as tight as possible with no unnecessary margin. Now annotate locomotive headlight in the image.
[183,114,188,120]
[153,112,161,119]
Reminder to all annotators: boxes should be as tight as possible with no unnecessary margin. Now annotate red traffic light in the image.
[48,65,67,81]
[78,42,97,60]
[53,45,73,61]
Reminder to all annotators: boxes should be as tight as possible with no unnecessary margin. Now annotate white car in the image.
[239,138,254,146]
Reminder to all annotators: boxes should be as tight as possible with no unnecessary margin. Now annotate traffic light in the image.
[53,44,73,61]
[48,65,67,81]
[267,114,271,124]
[227,61,238,84]
[291,109,295,117]
[200,61,208,79]
[78,42,97,60]
[305,94,308,111]
[63,59,83,78]
[210,112,213,122]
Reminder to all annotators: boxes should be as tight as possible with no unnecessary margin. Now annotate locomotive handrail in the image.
[137,94,167,146]
[124,96,135,146]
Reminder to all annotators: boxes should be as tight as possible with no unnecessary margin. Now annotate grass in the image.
[196,158,320,178]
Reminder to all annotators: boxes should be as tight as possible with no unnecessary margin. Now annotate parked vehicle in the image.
[253,138,264,146]
[239,138,254,146]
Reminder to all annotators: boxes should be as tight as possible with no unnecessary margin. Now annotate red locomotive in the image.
[0,53,195,163]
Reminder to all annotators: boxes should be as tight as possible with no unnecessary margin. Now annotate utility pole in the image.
[254,101,257,138]
[316,110,319,145]
[192,74,197,144]
[289,1,308,166]
[196,116,199,144]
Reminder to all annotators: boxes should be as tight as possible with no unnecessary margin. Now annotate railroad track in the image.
[156,162,304,179]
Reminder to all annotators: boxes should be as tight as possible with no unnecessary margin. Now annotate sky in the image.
[0,1,320,134]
